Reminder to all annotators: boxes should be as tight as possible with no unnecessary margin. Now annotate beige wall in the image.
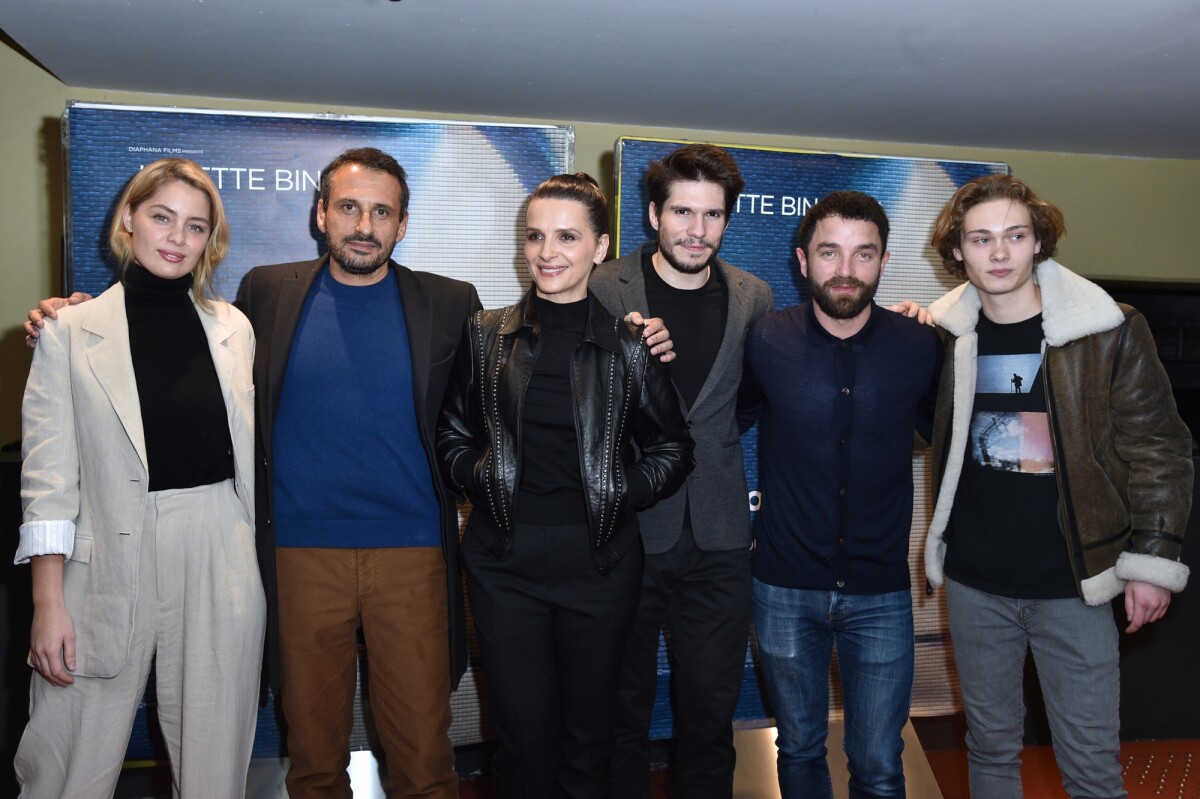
[3,38,1199,444]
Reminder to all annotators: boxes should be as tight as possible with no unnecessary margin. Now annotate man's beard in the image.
[809,274,880,319]
[329,233,390,276]
[657,229,722,275]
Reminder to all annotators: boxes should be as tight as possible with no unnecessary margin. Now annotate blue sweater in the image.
[740,303,942,593]
[272,268,441,548]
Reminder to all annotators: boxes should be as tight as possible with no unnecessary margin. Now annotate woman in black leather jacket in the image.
[438,173,694,798]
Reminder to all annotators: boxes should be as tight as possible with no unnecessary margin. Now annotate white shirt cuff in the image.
[14,520,76,564]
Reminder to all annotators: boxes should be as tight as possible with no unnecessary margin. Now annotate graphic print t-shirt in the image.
[944,313,1077,598]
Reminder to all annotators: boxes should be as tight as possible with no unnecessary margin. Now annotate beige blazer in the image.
[18,282,256,678]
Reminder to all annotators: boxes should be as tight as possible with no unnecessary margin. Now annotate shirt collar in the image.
[804,300,880,348]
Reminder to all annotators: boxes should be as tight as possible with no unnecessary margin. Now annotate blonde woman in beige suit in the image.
[14,159,265,798]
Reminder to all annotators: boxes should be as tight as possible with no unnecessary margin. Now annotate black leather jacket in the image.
[437,290,694,572]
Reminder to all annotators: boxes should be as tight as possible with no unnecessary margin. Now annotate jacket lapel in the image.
[267,259,323,423]
[617,247,651,315]
[196,299,236,423]
[197,301,255,520]
[81,284,148,473]
[689,258,746,414]
[395,263,433,421]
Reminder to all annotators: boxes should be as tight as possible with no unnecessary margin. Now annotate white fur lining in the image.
[1080,553,1191,606]
[924,331,977,588]
[1080,567,1125,606]
[1036,259,1125,345]
[929,259,1124,346]
[928,281,978,337]
[1115,551,1190,593]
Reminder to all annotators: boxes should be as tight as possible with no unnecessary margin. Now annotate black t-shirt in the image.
[640,247,727,410]
[944,312,1077,599]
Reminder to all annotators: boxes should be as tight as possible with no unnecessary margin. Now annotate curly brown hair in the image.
[930,174,1066,279]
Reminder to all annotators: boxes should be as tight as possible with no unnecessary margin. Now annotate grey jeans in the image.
[946,578,1124,799]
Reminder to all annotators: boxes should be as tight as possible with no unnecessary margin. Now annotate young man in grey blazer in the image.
[591,144,774,799]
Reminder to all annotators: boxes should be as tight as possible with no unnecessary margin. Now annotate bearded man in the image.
[591,145,775,799]
[738,191,943,799]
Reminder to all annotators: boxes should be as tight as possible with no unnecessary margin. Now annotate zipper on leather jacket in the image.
[569,347,604,549]
[587,321,626,551]
[1042,347,1085,593]
[508,326,538,527]
[481,307,516,533]
[606,321,641,546]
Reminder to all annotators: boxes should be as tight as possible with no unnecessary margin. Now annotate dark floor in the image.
[456,717,1200,799]
[105,718,1200,798]
[921,740,1200,799]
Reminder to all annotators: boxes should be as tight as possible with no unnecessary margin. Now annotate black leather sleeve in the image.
[436,313,486,503]
[628,325,695,506]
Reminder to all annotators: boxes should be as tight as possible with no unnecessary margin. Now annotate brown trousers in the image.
[276,546,457,799]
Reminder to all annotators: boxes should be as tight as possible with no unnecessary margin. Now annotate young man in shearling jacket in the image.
[923,173,1193,799]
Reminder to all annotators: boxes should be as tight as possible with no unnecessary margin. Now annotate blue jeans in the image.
[946,578,1123,799]
[752,579,913,799]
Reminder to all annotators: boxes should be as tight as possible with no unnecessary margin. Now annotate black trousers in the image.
[609,526,752,799]
[463,519,643,799]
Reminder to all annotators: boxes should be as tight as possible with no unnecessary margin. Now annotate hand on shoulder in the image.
[24,293,93,348]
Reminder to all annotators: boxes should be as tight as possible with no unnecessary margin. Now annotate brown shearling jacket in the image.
[924,259,1193,605]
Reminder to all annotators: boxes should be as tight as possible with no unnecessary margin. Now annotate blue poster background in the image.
[66,103,571,309]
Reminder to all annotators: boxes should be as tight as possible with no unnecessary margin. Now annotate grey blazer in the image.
[19,283,256,678]
[589,244,773,554]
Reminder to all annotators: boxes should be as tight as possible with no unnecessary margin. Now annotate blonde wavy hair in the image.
[108,158,229,310]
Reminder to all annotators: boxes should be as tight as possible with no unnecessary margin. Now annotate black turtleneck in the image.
[516,295,589,525]
[123,263,234,491]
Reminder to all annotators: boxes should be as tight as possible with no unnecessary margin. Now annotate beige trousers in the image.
[15,479,267,799]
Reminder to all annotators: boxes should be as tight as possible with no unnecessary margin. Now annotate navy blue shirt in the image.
[272,267,441,548]
[740,302,942,593]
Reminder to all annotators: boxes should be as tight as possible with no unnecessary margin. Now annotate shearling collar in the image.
[929,259,1125,346]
